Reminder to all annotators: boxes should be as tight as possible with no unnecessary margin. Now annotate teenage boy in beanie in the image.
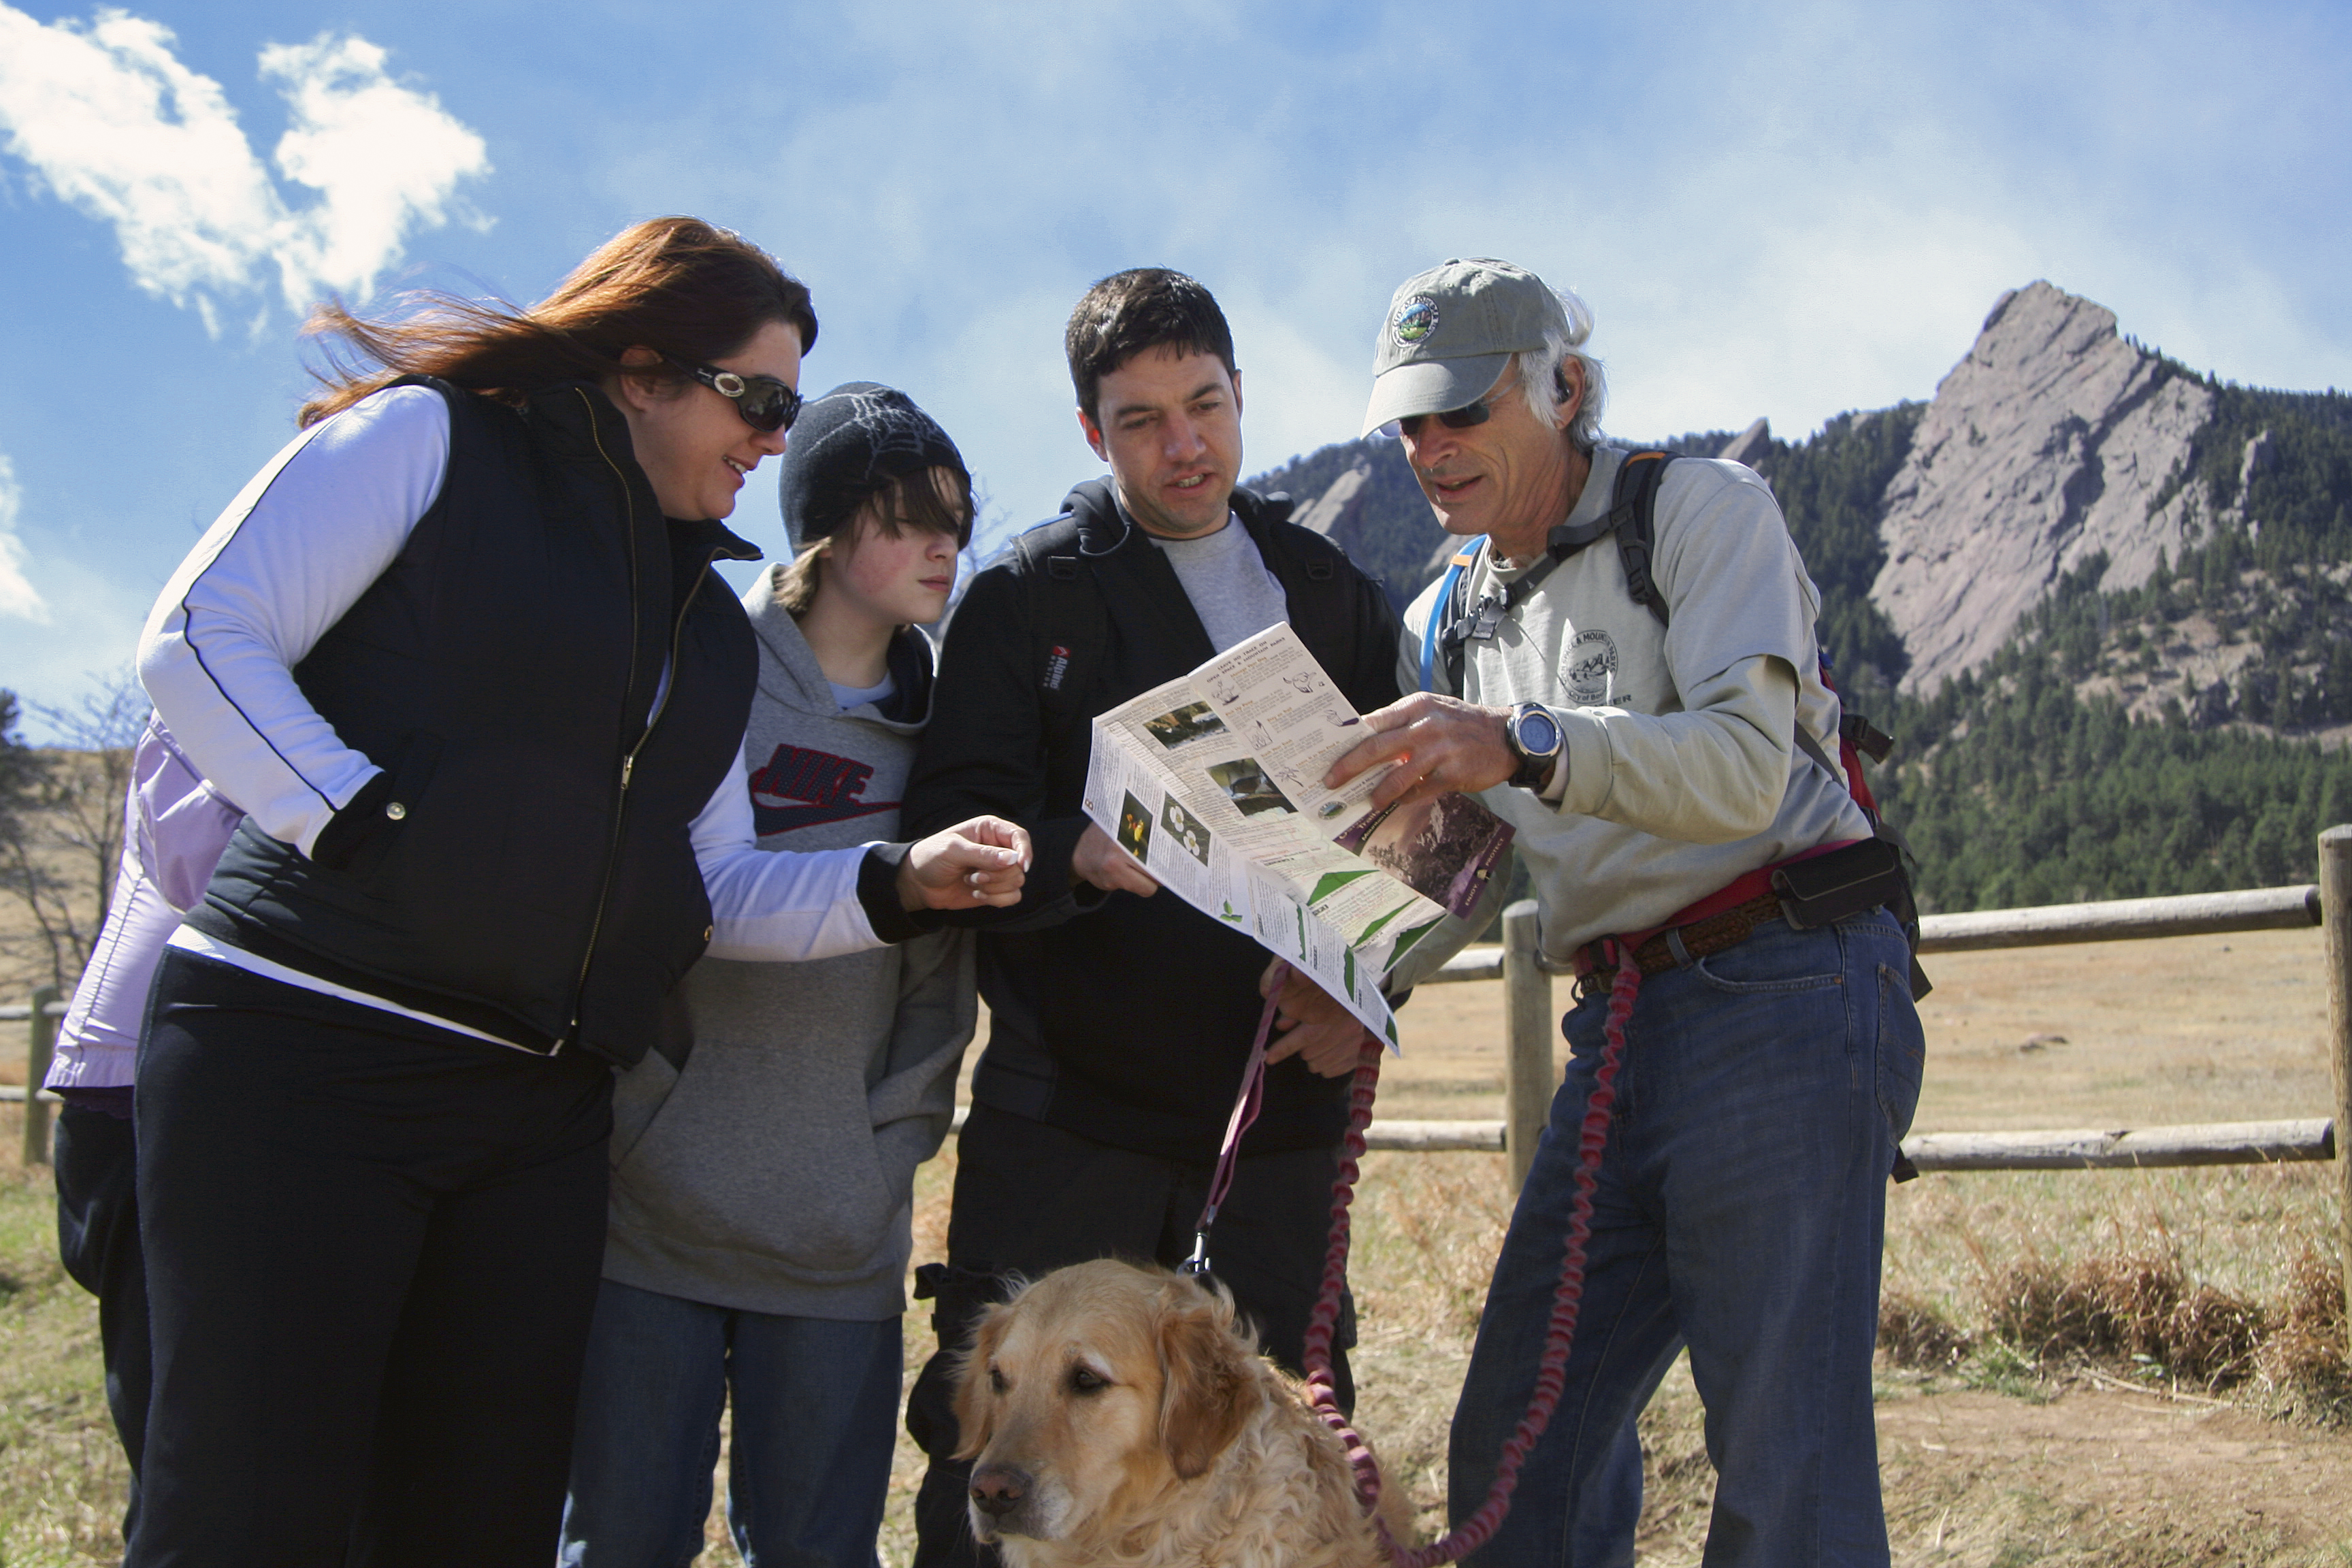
[561,383,979,1568]
[899,270,1405,1568]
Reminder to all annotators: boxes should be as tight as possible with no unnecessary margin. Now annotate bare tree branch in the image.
[0,669,146,992]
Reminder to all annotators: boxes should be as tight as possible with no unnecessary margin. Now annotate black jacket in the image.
[190,378,762,1066]
[902,480,1402,1158]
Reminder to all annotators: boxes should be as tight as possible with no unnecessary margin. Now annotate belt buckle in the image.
[1569,942,1609,1002]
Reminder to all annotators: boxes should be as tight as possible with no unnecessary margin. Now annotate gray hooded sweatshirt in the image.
[601,564,976,1320]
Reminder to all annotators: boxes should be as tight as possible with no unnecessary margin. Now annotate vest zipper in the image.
[565,393,731,1051]
[565,551,719,1036]
[566,393,650,1049]
[630,553,716,768]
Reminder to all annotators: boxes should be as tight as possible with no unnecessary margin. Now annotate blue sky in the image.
[0,0,2346,738]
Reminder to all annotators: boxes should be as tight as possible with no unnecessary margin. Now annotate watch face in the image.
[1516,706,1561,755]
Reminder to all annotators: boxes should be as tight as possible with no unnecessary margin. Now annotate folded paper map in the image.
[1081,622,1512,1046]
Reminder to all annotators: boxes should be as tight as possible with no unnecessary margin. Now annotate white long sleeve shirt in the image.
[44,717,244,1093]
[136,386,888,1046]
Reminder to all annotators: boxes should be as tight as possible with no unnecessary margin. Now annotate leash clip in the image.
[1179,1228,1213,1278]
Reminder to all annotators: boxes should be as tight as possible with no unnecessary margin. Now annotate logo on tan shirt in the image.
[1563,629,1619,705]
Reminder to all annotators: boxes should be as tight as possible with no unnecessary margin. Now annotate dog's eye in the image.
[989,1367,1008,1394]
[1068,1365,1107,1395]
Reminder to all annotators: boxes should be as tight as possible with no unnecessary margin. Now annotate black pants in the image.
[129,952,614,1568]
[54,1102,149,1546]
[906,1104,1356,1568]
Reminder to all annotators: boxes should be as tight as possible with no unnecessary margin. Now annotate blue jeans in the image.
[559,1279,902,1568]
[1448,911,1925,1568]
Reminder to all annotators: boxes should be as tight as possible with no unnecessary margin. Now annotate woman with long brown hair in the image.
[129,217,1026,1567]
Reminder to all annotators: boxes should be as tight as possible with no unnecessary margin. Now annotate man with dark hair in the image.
[900,268,1403,1567]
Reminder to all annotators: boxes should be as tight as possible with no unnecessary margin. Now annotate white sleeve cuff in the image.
[690,751,885,961]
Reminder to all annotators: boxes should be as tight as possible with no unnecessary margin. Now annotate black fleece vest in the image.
[193,378,759,1064]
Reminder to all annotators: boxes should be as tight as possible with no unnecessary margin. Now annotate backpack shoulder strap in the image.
[1611,450,1676,629]
[1239,500,1347,650]
[1014,517,1106,729]
[1420,541,1483,694]
[1243,494,1341,592]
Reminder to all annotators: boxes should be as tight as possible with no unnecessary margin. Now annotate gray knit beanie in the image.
[776,382,970,553]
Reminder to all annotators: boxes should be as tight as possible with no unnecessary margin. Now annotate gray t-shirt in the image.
[1152,514,1290,653]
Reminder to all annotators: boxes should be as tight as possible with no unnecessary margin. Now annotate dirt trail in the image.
[1354,1329,2352,1566]
[1874,1382,2352,1565]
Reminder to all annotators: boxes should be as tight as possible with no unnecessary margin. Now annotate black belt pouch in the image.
[1770,837,1907,929]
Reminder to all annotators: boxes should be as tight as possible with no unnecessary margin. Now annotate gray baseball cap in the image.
[1360,258,1568,437]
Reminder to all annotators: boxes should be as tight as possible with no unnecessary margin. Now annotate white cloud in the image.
[0,6,488,322]
[0,7,279,308]
[0,455,51,624]
[261,34,491,308]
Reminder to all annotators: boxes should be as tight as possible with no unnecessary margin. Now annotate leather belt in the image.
[1574,891,1786,984]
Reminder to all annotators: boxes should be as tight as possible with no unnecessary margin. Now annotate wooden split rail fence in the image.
[1400,839,2347,1185]
[9,829,2352,1325]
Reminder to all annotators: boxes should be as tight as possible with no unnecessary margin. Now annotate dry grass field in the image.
[2,926,2348,1565]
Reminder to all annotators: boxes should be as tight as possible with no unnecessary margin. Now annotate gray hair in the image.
[1515,284,1606,451]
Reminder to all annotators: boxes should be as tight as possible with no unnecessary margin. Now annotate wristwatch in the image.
[1505,702,1563,791]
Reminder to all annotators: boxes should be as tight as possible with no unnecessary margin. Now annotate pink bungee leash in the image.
[1201,945,1642,1567]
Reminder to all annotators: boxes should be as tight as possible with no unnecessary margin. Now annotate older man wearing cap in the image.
[1326,259,1925,1566]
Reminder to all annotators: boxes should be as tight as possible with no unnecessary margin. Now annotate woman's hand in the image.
[896,816,1033,910]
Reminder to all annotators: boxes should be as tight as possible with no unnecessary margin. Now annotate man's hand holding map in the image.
[1081,623,1512,1045]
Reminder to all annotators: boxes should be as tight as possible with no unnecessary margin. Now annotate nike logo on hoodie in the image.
[747,743,898,836]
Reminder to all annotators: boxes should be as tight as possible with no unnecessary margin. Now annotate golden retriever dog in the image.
[952,1258,1409,1568]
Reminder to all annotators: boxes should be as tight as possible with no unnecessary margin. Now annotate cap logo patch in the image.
[1393,295,1440,346]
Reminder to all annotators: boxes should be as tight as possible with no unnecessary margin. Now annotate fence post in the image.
[2321,826,2352,1353]
[1502,899,1553,1192]
[22,983,59,1166]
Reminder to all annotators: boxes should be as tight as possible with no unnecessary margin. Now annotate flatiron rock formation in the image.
[1872,281,2217,692]
[1292,454,1375,545]
[1716,416,1771,469]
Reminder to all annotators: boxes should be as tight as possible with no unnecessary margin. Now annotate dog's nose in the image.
[970,1463,1032,1518]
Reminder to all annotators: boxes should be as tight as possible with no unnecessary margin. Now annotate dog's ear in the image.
[951,1304,1011,1460]
[1156,1287,1260,1480]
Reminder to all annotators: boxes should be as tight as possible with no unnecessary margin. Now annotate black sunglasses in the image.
[1393,389,1505,439]
[664,355,804,434]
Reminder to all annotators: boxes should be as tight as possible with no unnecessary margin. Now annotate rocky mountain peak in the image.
[1716,416,1771,468]
[1871,280,2219,692]
[1292,452,1375,539]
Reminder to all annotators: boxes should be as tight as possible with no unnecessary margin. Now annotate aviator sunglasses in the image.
[664,355,804,434]
[1392,367,1566,439]
[1392,387,1507,439]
